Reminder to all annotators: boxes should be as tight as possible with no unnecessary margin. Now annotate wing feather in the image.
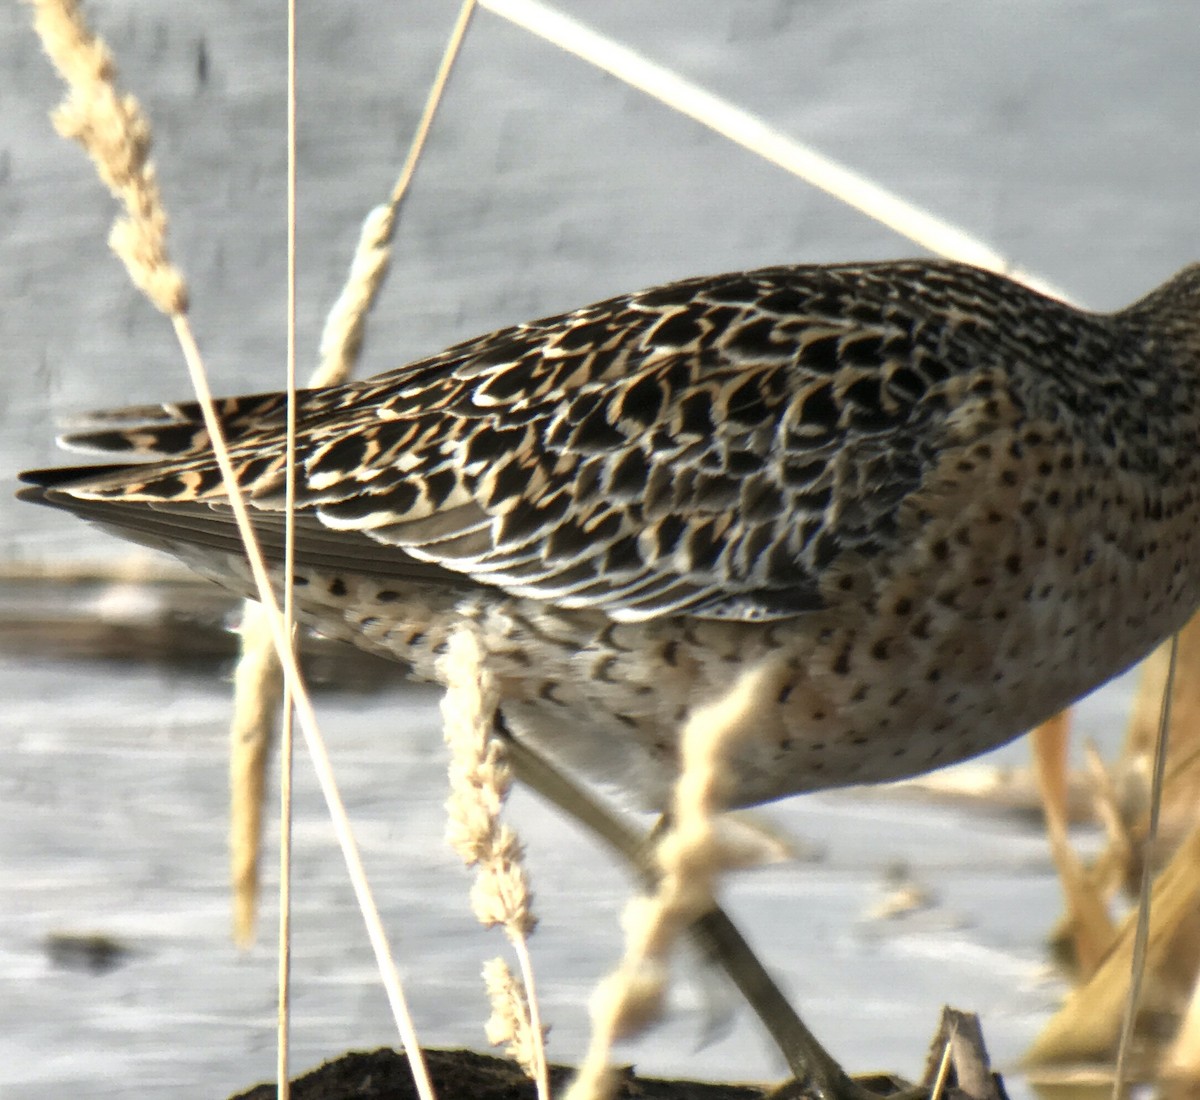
[21,260,1065,622]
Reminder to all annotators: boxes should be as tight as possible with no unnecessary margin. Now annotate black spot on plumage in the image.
[147,473,190,499]
[322,479,420,520]
[466,424,524,466]
[647,311,703,349]
[239,454,278,486]
[848,301,883,324]
[919,355,951,383]
[727,317,779,357]
[544,561,600,593]
[636,282,703,308]
[765,539,799,579]
[798,518,824,549]
[586,344,626,383]
[841,334,886,368]
[741,522,775,564]
[679,390,714,437]
[474,357,538,403]
[661,356,693,392]
[370,417,419,453]
[706,277,761,304]
[313,433,368,475]
[499,497,546,544]
[725,376,770,425]
[609,448,650,496]
[471,335,539,370]
[804,291,845,317]
[782,458,826,488]
[604,535,642,573]
[849,401,901,432]
[556,316,613,351]
[570,404,627,452]
[539,490,572,526]
[694,472,740,509]
[704,305,743,333]
[758,285,805,314]
[618,375,665,426]
[582,508,622,542]
[887,367,926,400]
[545,520,592,560]
[792,485,832,511]
[765,583,824,615]
[654,513,687,556]
[543,417,573,450]
[743,479,784,521]
[423,469,458,509]
[800,333,841,373]
[686,522,724,571]
[797,384,839,431]
[567,388,605,421]
[845,376,883,411]
[727,449,764,476]
[486,461,530,509]
[812,530,841,570]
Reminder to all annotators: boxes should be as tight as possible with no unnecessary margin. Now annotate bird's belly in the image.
[178,519,1200,814]
[474,523,1200,810]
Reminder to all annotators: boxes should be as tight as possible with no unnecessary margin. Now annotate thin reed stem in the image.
[276,0,300,1095]
[313,0,478,388]
[478,0,1071,302]
[1112,632,1178,1098]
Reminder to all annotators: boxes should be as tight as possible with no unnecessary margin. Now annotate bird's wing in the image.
[21,261,1022,622]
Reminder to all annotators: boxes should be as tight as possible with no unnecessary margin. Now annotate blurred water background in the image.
[2,2,1198,1097]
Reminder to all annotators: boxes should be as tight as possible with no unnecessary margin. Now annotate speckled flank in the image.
[19,259,1200,809]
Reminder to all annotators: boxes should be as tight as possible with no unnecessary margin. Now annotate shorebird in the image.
[20,258,1200,1098]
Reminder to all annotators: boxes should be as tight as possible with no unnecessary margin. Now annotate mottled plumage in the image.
[20,259,1200,808]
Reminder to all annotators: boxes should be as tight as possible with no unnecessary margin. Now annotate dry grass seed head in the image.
[565,661,777,1100]
[483,956,546,1078]
[31,0,187,314]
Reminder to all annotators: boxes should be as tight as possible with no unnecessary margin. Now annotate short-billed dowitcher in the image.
[20,258,1200,1097]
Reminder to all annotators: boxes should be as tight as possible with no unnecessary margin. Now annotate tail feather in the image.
[18,480,475,592]
[18,463,145,490]
[58,392,300,458]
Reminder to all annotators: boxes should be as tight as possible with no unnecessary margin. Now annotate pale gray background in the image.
[2,2,1197,1097]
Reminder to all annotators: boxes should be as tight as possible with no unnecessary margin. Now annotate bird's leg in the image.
[496,721,921,1100]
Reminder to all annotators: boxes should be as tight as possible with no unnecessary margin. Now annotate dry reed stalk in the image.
[565,661,778,1100]
[1165,969,1200,1087]
[314,0,477,389]
[1035,626,1200,1083]
[28,4,436,1095]
[1083,742,1138,900]
[479,0,1070,301]
[1026,814,1200,1066]
[1031,713,1115,976]
[228,0,479,945]
[439,627,550,1100]
[1124,625,1200,848]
